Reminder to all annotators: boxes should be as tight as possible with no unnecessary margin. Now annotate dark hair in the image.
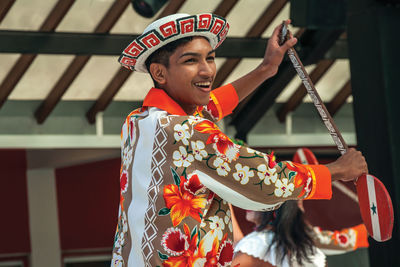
[145,36,195,87]
[256,201,315,266]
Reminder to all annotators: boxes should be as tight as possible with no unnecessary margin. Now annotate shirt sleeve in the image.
[312,224,369,255]
[166,115,332,211]
[203,84,239,121]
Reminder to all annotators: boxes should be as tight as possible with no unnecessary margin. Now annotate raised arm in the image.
[230,19,297,102]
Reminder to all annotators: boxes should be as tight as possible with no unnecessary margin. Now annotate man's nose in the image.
[199,60,215,77]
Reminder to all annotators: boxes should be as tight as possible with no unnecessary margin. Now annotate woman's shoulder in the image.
[234,230,275,263]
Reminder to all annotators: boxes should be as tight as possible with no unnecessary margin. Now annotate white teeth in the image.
[195,82,211,87]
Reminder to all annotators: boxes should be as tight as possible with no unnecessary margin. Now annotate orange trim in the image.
[307,167,317,199]
[305,165,332,200]
[211,84,239,117]
[143,88,187,115]
[353,224,369,248]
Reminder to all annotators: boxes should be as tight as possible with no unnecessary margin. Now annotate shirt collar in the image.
[142,88,188,115]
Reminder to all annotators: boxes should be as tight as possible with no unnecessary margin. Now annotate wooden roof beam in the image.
[327,79,351,116]
[0,0,15,23]
[276,58,335,122]
[35,0,130,124]
[86,0,187,123]
[213,0,239,17]
[0,0,75,109]
[213,0,288,88]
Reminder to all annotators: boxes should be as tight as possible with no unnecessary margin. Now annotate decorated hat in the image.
[118,13,229,73]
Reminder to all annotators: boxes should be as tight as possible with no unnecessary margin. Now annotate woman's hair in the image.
[256,201,315,266]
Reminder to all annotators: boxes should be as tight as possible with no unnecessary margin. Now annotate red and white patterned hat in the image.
[118,13,229,73]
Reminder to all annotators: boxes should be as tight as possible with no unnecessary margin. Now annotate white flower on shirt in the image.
[111,253,123,267]
[174,124,190,145]
[191,140,208,161]
[224,209,233,232]
[313,227,332,244]
[274,178,295,197]
[173,146,194,167]
[213,157,231,176]
[188,116,203,125]
[233,163,254,185]
[208,215,225,240]
[257,164,278,185]
[246,147,263,156]
[336,232,350,247]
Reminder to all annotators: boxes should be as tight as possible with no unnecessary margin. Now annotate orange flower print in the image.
[194,120,239,162]
[163,174,207,226]
[161,224,200,267]
[194,120,220,134]
[266,151,277,168]
[286,162,313,198]
[198,233,234,267]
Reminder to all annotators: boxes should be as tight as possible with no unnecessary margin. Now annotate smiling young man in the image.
[112,13,368,267]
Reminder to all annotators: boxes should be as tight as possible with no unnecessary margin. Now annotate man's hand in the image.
[261,19,297,76]
[230,19,297,102]
[325,148,369,182]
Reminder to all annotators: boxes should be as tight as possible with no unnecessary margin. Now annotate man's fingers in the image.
[271,23,282,42]
[281,37,297,51]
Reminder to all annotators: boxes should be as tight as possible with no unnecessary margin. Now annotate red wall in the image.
[0,149,30,254]
[55,158,120,251]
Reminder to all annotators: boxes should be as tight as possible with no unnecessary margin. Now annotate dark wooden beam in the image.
[86,67,132,123]
[0,54,36,108]
[35,0,130,124]
[213,0,288,88]
[156,0,186,19]
[34,55,90,123]
[231,28,344,140]
[86,0,186,124]
[326,79,351,116]
[213,0,239,17]
[0,0,75,109]
[0,0,15,23]
[276,59,335,122]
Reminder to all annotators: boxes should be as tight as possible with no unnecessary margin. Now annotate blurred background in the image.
[0,0,399,266]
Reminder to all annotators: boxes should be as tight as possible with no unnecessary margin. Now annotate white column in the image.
[26,168,61,267]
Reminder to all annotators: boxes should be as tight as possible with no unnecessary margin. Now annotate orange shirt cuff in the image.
[354,224,369,248]
[211,84,239,118]
[305,165,332,200]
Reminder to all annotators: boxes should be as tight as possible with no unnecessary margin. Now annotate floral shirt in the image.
[111,84,332,267]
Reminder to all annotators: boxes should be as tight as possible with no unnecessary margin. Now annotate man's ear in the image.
[149,63,167,86]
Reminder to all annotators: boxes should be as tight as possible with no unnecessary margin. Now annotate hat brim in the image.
[118,13,229,73]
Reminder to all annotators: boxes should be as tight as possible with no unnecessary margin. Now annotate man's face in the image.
[161,37,216,114]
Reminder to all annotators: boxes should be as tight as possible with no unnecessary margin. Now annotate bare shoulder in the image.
[232,252,275,267]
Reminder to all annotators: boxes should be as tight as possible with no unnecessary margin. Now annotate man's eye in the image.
[207,56,215,61]
[185,58,196,63]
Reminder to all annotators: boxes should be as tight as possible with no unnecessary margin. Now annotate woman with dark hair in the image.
[232,200,368,267]
[232,200,326,267]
